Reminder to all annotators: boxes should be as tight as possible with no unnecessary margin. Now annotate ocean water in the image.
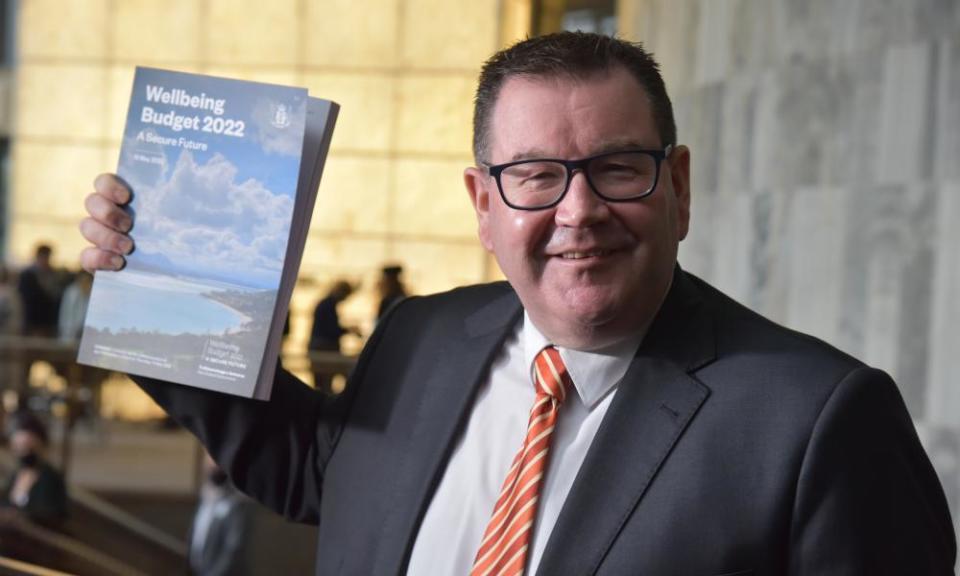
[85,269,250,335]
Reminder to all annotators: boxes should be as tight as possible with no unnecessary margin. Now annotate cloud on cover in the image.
[133,150,293,288]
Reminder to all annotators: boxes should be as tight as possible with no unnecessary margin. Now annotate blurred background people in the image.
[376,264,408,321]
[59,270,108,425]
[17,245,64,339]
[57,270,93,342]
[0,264,22,337]
[1,412,67,527]
[0,265,23,391]
[308,280,360,394]
[188,453,251,576]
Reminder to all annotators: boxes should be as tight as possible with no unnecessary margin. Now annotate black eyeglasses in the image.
[483,145,672,211]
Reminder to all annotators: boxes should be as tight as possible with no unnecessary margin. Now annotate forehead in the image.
[488,68,658,162]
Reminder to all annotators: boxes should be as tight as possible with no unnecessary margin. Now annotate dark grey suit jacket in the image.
[136,269,956,575]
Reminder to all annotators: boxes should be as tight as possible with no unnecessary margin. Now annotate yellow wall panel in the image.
[207,0,299,65]
[16,64,107,140]
[402,0,498,69]
[107,66,138,145]
[392,158,476,239]
[201,67,300,90]
[299,235,388,278]
[312,156,391,234]
[13,143,105,221]
[396,75,475,154]
[392,239,485,295]
[111,0,200,63]
[19,0,108,59]
[304,0,400,68]
[9,217,89,268]
[301,72,395,153]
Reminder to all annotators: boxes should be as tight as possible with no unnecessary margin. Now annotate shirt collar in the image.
[521,312,646,409]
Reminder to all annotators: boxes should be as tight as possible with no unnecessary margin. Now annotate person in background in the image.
[58,270,108,422]
[17,245,63,338]
[189,452,251,576]
[308,280,359,394]
[376,264,408,321]
[0,412,67,527]
[0,265,22,338]
[0,265,23,391]
[58,271,93,342]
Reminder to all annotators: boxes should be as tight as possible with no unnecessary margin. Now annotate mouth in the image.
[559,249,611,260]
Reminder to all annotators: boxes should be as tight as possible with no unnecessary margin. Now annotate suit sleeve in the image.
[132,301,394,525]
[788,366,957,574]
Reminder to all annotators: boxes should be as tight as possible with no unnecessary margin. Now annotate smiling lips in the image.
[560,249,610,260]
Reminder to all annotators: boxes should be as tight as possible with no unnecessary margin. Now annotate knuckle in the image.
[84,193,99,215]
[111,211,130,232]
[78,218,98,241]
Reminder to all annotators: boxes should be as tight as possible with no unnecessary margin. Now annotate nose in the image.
[554,170,610,227]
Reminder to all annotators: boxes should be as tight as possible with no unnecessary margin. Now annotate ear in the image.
[668,145,691,241]
[464,166,495,252]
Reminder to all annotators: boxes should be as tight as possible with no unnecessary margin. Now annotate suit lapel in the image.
[373,287,522,575]
[536,269,716,575]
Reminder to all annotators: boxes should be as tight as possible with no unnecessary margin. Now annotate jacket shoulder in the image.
[689,273,863,373]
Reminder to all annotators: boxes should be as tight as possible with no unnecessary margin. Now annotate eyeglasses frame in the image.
[482,144,674,211]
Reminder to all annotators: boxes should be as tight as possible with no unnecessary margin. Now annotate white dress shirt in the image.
[406,312,645,575]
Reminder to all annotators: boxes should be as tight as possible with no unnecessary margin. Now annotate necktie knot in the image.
[534,346,571,404]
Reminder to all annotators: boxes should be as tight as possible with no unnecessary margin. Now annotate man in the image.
[376,264,408,321]
[17,244,63,338]
[80,33,954,574]
[189,452,252,576]
[309,280,360,394]
[1,412,68,527]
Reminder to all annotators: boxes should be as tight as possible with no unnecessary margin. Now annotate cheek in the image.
[490,204,552,252]
[488,208,554,281]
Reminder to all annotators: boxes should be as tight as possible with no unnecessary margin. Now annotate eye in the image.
[591,154,655,181]
[597,162,641,175]
[503,163,565,188]
[527,170,561,182]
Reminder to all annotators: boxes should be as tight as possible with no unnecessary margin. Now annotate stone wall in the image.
[623,0,960,536]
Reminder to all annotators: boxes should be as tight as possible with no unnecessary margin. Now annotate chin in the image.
[558,290,626,329]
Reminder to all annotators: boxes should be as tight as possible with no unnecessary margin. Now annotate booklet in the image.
[78,67,339,400]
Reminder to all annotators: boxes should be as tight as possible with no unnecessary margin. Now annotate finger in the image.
[93,173,132,205]
[85,192,132,233]
[80,247,125,273]
[79,217,134,255]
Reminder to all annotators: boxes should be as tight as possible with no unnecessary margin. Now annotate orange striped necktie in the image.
[470,346,573,576]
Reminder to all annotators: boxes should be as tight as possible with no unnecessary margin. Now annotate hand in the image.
[79,174,135,272]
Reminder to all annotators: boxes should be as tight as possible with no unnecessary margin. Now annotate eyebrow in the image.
[506,139,660,162]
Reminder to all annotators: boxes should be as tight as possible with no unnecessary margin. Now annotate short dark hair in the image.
[473,32,676,163]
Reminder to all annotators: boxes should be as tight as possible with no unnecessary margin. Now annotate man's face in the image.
[465,68,691,349]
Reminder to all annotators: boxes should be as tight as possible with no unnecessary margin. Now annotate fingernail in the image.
[110,255,125,270]
[114,185,131,204]
[119,217,132,232]
[119,238,133,254]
